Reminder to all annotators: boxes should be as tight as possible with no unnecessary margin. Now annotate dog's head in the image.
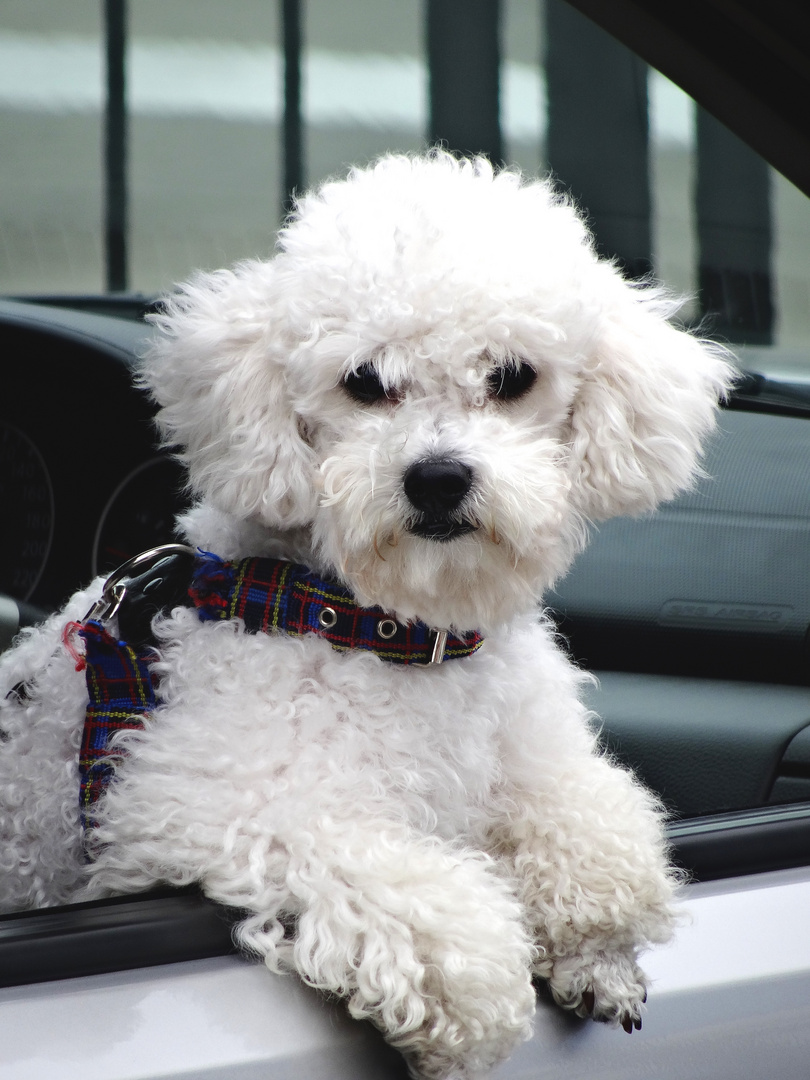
[142,152,734,630]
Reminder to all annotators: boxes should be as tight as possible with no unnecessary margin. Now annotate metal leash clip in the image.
[82,544,196,626]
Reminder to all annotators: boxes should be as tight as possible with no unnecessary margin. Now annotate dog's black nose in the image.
[403,458,473,515]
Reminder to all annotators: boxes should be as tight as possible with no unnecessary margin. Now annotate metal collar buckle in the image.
[428,628,448,665]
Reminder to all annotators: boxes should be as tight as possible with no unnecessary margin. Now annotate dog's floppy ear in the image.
[567,284,735,521]
[140,261,318,528]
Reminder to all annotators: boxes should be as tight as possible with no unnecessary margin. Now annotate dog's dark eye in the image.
[343,363,393,404]
[487,361,537,401]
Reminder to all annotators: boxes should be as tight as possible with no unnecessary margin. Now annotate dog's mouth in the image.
[408,518,478,543]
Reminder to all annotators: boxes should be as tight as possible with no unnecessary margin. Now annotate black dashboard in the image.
[1,300,186,620]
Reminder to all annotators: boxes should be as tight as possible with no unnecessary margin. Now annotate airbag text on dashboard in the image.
[658,600,793,632]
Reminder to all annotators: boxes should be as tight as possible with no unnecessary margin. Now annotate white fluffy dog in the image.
[1,153,732,1079]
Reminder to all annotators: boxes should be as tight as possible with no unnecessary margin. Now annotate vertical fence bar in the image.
[104,0,128,292]
[282,0,304,215]
[545,0,651,279]
[697,109,773,345]
[426,0,502,164]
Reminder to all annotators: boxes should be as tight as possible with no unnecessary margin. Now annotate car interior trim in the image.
[2,805,809,990]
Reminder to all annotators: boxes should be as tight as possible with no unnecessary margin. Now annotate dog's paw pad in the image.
[547,950,648,1030]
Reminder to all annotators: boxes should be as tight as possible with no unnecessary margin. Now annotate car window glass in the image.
[502,0,810,366]
[1,0,809,369]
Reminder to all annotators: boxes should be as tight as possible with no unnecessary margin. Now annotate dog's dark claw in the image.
[622,1016,634,1034]
[634,1016,642,1031]
[581,989,595,1015]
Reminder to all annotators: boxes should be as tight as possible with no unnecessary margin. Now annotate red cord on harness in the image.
[62,621,87,671]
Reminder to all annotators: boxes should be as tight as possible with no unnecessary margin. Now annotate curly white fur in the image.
[0,152,734,1079]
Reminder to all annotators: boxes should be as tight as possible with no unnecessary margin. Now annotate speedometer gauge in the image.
[92,456,188,576]
[0,423,54,600]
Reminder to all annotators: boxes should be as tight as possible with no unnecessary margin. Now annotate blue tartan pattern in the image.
[78,620,157,830]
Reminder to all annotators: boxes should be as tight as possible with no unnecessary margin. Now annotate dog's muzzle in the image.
[403,458,477,542]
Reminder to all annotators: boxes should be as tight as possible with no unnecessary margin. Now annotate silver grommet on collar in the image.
[376,618,398,639]
[319,607,338,628]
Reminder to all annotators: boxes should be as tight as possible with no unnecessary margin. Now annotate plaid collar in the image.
[188,552,484,665]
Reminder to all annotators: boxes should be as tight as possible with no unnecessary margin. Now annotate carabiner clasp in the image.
[82,543,195,626]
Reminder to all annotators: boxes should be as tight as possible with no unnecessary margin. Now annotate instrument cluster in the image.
[0,301,187,616]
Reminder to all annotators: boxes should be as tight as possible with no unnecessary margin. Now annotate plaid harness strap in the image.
[78,552,484,829]
[78,620,157,830]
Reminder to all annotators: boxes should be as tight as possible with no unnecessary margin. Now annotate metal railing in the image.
[98,0,773,343]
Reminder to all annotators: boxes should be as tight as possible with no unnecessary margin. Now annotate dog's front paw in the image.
[372,940,537,1080]
[547,949,648,1032]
